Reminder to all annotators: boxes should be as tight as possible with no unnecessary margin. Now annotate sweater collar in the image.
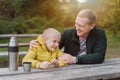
[72,28,79,44]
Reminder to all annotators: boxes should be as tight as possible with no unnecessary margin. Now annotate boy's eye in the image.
[53,40,56,43]
[53,40,60,44]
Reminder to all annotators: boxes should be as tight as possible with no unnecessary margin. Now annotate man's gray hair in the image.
[77,9,97,24]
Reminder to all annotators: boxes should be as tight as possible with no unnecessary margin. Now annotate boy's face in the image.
[45,35,61,52]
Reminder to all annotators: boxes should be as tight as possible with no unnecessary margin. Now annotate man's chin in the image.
[77,33,83,37]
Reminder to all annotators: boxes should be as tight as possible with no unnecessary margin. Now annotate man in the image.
[30,9,107,64]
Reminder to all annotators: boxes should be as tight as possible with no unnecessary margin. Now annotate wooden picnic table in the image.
[0,58,120,80]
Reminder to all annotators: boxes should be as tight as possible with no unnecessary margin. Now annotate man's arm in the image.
[29,40,39,49]
[60,29,107,64]
[58,53,76,64]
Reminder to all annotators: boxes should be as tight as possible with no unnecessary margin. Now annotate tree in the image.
[0,0,33,34]
[103,0,120,36]
[0,0,33,19]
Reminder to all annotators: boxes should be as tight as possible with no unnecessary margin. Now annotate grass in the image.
[105,35,120,59]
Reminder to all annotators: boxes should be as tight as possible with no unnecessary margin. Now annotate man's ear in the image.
[90,23,95,30]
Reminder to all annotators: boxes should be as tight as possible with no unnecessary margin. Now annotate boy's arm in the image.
[51,58,67,67]
[40,61,51,69]
[57,50,67,67]
[58,60,67,67]
[22,48,41,69]
[50,49,67,67]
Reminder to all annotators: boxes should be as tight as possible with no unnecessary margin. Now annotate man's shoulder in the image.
[62,27,76,38]
[89,26,106,38]
[93,26,105,34]
[63,27,75,33]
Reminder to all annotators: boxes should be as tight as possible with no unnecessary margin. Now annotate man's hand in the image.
[59,53,76,64]
[29,40,39,49]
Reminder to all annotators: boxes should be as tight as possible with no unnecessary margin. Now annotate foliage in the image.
[0,17,27,34]
[103,0,120,37]
[0,0,120,35]
[25,16,65,33]
[0,0,33,19]
[0,0,33,34]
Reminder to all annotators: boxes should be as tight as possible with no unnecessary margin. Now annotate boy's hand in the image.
[51,59,59,67]
[40,61,50,69]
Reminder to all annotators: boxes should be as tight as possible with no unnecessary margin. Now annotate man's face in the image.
[45,35,61,52]
[75,16,94,37]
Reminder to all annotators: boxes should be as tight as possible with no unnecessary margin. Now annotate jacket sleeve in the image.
[56,49,67,67]
[76,30,107,64]
[58,60,67,67]
[22,48,40,68]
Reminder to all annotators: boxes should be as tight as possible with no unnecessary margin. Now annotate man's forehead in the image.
[76,17,89,24]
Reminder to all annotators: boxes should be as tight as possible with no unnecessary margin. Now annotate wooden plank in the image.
[0,43,29,48]
[0,51,26,57]
[0,64,120,80]
[0,59,120,80]
[0,34,39,38]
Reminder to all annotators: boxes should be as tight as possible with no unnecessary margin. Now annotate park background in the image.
[0,0,120,61]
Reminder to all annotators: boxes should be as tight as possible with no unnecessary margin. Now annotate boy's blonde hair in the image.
[42,28,61,40]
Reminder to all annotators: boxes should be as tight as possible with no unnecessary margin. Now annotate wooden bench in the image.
[0,58,120,80]
[0,34,39,48]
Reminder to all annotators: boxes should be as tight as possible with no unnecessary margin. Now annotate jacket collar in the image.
[72,28,79,45]
[86,27,96,40]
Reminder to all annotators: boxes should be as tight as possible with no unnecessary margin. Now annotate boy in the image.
[22,28,66,69]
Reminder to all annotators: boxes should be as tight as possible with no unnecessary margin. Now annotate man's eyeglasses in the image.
[75,23,88,28]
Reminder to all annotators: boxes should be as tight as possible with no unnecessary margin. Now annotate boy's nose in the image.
[55,43,59,47]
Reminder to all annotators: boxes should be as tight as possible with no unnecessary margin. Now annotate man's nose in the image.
[76,25,81,30]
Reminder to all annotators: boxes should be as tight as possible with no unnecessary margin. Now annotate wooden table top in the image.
[0,58,120,80]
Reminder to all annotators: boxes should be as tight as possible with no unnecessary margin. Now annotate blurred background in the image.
[0,0,120,58]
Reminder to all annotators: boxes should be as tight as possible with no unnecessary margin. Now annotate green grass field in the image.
[106,36,120,59]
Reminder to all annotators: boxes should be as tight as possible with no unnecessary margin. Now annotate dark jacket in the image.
[59,27,107,64]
